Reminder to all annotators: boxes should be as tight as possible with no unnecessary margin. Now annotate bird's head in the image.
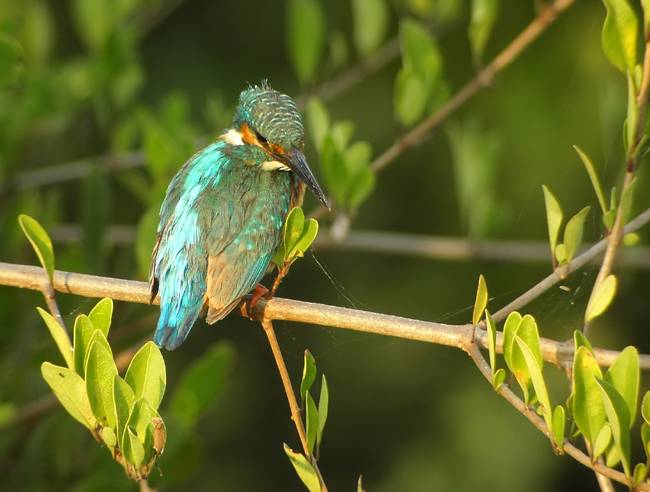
[230,82,329,208]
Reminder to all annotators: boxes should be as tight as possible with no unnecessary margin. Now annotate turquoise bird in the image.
[150,82,328,350]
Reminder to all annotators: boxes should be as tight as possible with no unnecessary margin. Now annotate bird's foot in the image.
[241,283,271,319]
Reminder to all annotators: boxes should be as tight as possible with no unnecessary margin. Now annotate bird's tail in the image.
[154,300,203,351]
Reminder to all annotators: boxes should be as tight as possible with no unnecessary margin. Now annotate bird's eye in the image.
[255,131,268,144]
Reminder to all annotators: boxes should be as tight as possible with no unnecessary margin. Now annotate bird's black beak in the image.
[285,148,330,209]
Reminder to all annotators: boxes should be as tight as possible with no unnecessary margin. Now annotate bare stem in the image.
[260,319,328,491]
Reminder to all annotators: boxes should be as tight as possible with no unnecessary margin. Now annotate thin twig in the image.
[261,319,328,491]
[465,342,648,491]
[585,40,650,337]
[309,0,575,221]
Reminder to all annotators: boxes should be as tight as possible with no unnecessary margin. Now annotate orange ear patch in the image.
[240,122,257,145]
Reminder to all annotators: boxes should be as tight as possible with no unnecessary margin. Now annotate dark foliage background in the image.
[1,0,649,490]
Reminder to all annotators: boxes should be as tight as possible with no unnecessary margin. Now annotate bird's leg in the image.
[240,283,271,319]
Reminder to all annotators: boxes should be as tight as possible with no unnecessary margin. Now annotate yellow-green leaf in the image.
[469,0,499,63]
[572,346,606,445]
[113,375,135,445]
[542,186,563,259]
[493,368,506,391]
[485,310,497,374]
[306,98,329,152]
[88,298,113,337]
[283,444,321,492]
[563,206,590,262]
[85,339,118,428]
[287,0,325,84]
[605,346,639,425]
[472,274,488,326]
[601,0,639,72]
[317,374,329,449]
[596,378,632,476]
[516,336,552,429]
[41,362,95,430]
[125,341,166,410]
[593,423,612,459]
[305,393,318,454]
[552,405,566,451]
[585,274,618,322]
[300,349,317,403]
[73,314,95,377]
[352,0,389,57]
[123,427,145,467]
[37,307,73,369]
[18,214,54,281]
[573,146,607,215]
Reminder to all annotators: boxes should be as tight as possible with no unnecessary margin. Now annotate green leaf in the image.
[283,207,306,259]
[125,341,166,410]
[100,426,117,448]
[317,374,329,449]
[626,71,639,151]
[505,315,541,404]
[85,338,118,428]
[541,186,563,259]
[585,274,618,322]
[516,337,552,428]
[634,463,648,484]
[493,368,506,391]
[469,0,499,63]
[596,378,631,476]
[472,274,488,326]
[352,0,389,57]
[169,341,235,428]
[357,475,366,492]
[88,298,113,337]
[283,444,321,492]
[601,0,638,72]
[123,427,145,467]
[306,99,330,152]
[554,244,567,264]
[552,405,566,451]
[572,346,606,445]
[18,214,55,282]
[485,310,497,374]
[593,423,612,459]
[502,311,522,370]
[126,398,157,440]
[603,209,617,229]
[305,393,318,454]
[573,146,608,215]
[563,206,590,262]
[643,0,650,33]
[37,308,73,369]
[394,68,429,126]
[73,314,96,377]
[605,346,639,425]
[289,218,319,260]
[347,165,376,209]
[0,34,24,87]
[574,330,594,353]
[71,0,116,51]
[287,0,325,84]
[41,362,95,430]
[113,375,135,445]
[642,422,650,457]
[300,350,317,404]
[83,329,112,374]
[642,391,650,423]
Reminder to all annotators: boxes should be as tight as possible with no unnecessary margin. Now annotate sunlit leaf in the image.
[73,314,95,377]
[123,427,145,467]
[596,378,631,476]
[85,338,117,428]
[88,298,113,337]
[113,375,135,445]
[574,330,594,353]
[572,346,606,445]
[552,405,566,452]
[125,341,166,410]
[305,393,318,454]
[641,422,650,457]
[619,176,637,222]
[300,350,317,404]
[41,362,95,430]
[541,186,563,261]
[601,0,638,72]
[642,392,650,424]
[605,346,639,425]
[593,423,612,459]
[573,146,608,215]
[100,425,117,448]
[493,368,506,391]
[634,463,648,483]
[317,374,329,449]
[283,444,321,492]
[585,274,618,322]
[352,0,389,57]
[563,206,590,262]
[472,274,488,326]
[516,337,552,428]
[18,214,54,282]
[37,308,73,369]
[485,310,497,374]
[287,0,325,84]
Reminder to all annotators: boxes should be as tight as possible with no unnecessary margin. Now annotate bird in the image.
[150,81,328,350]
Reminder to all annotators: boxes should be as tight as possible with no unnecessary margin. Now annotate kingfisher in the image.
[150,82,328,350]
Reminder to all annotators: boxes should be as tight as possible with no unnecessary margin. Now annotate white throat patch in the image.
[221,129,244,146]
[261,160,291,172]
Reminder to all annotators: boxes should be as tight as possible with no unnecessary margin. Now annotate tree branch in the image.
[465,342,648,491]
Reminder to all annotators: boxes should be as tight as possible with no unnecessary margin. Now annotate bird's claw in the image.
[241,283,271,319]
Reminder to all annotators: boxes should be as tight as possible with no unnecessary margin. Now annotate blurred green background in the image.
[1,0,649,490]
